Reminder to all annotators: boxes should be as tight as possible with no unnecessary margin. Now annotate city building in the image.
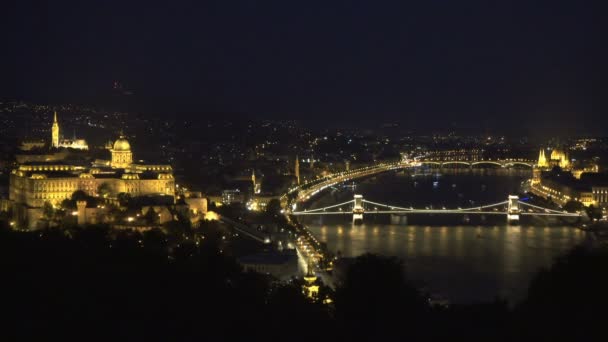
[20,139,46,151]
[581,173,608,209]
[537,147,570,169]
[247,194,286,212]
[51,111,89,150]
[592,187,608,208]
[8,116,175,228]
[222,189,244,205]
[530,169,608,208]
[181,191,208,216]
[251,170,261,194]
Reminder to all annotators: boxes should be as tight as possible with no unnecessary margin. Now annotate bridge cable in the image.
[297,200,355,213]
[517,201,570,214]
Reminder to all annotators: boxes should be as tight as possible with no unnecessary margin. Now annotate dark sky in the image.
[3,1,607,134]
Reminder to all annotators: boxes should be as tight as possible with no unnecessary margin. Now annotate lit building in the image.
[592,187,608,208]
[110,137,133,168]
[251,170,261,194]
[51,111,89,150]
[222,189,244,205]
[9,119,175,228]
[247,194,286,212]
[549,148,570,169]
[295,155,300,185]
[302,263,320,300]
[537,149,548,168]
[530,169,608,208]
[20,139,46,151]
[537,147,569,169]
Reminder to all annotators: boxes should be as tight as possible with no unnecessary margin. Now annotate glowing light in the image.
[205,211,219,220]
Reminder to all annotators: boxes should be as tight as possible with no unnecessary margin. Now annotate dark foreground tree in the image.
[516,245,608,341]
[265,198,282,216]
[0,225,323,340]
[563,200,584,213]
[2,221,607,341]
[334,253,428,339]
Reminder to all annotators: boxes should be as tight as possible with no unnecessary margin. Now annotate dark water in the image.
[301,169,588,304]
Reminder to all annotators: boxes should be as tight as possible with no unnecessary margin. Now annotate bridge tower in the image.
[507,195,520,223]
[353,194,364,224]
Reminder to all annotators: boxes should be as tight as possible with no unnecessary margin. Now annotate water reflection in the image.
[309,223,584,303]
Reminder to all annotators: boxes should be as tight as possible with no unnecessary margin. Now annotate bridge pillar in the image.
[353,194,364,224]
[507,195,520,223]
[390,214,407,225]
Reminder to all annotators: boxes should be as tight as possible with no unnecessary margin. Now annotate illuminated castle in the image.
[51,111,89,150]
[537,147,570,169]
[10,119,175,228]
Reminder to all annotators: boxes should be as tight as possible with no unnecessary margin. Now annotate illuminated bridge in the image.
[286,158,536,205]
[416,158,536,168]
[291,194,581,223]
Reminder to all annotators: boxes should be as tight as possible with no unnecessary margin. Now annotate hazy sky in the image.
[4,0,606,134]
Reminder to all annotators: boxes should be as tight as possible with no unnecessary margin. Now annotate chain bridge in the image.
[291,194,581,223]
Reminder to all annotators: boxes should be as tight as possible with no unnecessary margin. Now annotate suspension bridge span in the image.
[291,194,581,223]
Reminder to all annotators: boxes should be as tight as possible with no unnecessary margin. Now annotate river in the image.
[299,169,588,304]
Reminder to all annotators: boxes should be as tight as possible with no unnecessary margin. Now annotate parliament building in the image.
[10,112,175,228]
[537,147,570,169]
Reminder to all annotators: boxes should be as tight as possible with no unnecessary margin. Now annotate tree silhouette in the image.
[586,204,602,220]
[71,190,88,201]
[143,207,159,225]
[97,182,112,198]
[117,192,131,207]
[563,200,584,213]
[42,201,54,221]
[2,221,606,341]
[334,253,427,339]
[265,198,282,216]
[517,246,608,340]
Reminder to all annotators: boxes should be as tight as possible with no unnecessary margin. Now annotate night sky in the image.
[4,1,606,134]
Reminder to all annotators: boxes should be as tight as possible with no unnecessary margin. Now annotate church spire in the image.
[537,148,547,168]
[295,155,300,185]
[51,111,60,148]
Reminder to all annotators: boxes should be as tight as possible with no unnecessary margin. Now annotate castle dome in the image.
[113,137,131,151]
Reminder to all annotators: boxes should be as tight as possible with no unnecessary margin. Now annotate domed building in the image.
[110,136,133,168]
[550,148,570,169]
[9,124,176,228]
[537,147,570,169]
